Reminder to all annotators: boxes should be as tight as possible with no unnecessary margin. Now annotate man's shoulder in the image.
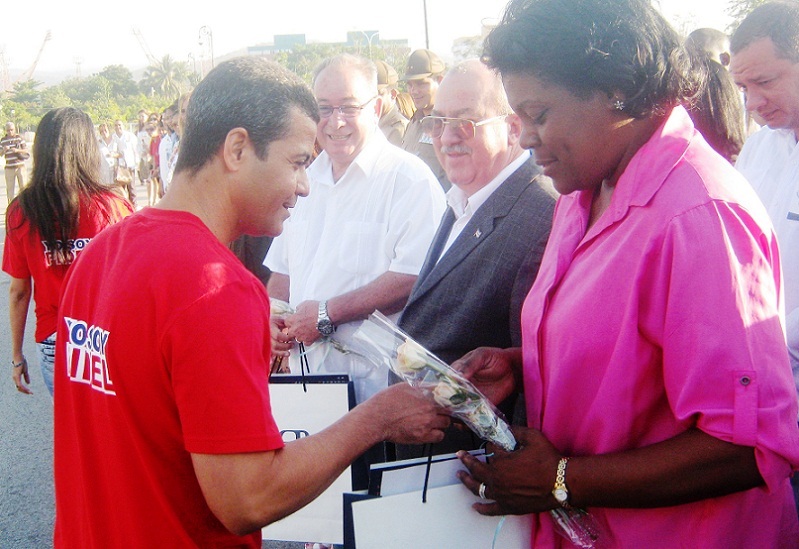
[498,160,557,205]
[83,211,251,284]
[736,126,798,183]
[382,107,408,128]
[739,127,796,159]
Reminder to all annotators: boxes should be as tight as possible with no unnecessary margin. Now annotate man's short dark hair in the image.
[730,1,799,62]
[177,57,320,174]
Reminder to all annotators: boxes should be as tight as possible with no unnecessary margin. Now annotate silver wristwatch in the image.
[316,300,335,336]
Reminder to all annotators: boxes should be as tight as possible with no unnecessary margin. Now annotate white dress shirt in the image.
[266,131,446,402]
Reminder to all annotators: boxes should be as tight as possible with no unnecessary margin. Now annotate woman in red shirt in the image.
[3,107,133,396]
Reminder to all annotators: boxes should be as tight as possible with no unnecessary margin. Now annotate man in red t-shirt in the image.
[53,57,450,548]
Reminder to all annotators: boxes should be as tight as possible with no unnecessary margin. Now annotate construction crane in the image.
[10,31,52,87]
[132,28,159,66]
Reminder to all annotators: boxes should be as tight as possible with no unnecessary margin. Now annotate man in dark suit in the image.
[395,59,557,457]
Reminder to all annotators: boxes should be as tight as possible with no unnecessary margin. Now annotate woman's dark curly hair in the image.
[482,0,702,119]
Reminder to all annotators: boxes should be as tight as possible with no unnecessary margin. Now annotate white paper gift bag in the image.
[343,451,531,548]
[350,483,532,548]
[262,374,353,545]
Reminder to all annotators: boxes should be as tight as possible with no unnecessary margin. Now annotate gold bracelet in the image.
[552,457,571,508]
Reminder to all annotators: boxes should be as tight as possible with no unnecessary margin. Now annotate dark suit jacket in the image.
[392,156,556,458]
[398,156,557,365]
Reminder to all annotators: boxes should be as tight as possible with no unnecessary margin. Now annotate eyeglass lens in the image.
[422,118,475,139]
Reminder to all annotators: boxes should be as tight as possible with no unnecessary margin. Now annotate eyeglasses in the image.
[317,96,377,118]
[421,115,507,139]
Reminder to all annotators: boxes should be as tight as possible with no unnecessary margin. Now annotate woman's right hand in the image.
[457,426,563,516]
[12,358,33,395]
[451,347,522,405]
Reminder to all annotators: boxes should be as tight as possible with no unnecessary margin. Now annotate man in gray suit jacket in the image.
[395,59,557,457]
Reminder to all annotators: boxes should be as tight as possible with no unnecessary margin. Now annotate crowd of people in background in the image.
[3,0,799,547]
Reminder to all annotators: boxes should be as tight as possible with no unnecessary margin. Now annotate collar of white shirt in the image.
[312,128,388,187]
[445,150,531,219]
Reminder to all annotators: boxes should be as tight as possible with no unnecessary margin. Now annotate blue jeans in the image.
[37,333,56,396]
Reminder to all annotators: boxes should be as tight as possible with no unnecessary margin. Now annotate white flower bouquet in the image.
[351,311,517,451]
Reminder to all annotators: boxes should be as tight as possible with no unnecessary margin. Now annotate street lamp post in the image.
[198,26,215,75]
[357,30,380,59]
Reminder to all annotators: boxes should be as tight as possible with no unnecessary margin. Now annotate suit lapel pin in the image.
[474,229,482,238]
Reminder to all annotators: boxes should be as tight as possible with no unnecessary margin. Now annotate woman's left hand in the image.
[457,426,562,516]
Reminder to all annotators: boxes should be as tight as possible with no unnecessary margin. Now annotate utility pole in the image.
[199,26,214,76]
[423,0,430,50]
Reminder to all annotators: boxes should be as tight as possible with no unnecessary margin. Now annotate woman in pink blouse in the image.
[455,0,799,547]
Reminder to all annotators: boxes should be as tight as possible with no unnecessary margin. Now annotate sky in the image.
[1,0,734,80]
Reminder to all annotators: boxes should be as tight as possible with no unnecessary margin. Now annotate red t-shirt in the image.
[150,134,161,169]
[2,193,133,341]
[54,209,284,548]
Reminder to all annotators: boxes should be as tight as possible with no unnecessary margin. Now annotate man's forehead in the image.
[731,37,778,71]
[314,66,374,101]
[434,77,485,116]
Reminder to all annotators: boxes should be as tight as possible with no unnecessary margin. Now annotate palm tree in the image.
[140,55,192,98]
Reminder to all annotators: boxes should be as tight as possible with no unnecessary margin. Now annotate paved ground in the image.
[0,182,311,548]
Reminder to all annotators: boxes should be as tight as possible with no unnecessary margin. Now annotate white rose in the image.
[432,380,462,407]
[395,340,429,375]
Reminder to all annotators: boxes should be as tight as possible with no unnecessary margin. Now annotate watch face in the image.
[317,319,335,336]
[553,488,568,503]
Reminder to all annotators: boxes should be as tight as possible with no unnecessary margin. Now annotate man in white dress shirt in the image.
[731,1,799,391]
[265,54,446,403]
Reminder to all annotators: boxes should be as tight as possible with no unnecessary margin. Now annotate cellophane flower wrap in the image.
[353,312,603,548]
[270,298,294,320]
[351,311,516,451]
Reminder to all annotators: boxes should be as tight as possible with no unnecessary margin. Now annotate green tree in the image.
[39,86,72,112]
[139,55,192,98]
[0,100,34,131]
[9,79,42,105]
[272,43,410,85]
[97,65,139,97]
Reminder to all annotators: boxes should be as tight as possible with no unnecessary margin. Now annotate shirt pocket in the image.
[337,221,388,277]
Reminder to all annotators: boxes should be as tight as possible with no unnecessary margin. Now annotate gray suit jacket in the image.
[398,156,557,365]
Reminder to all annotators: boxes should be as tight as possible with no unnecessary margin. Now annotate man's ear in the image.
[373,96,384,119]
[222,128,250,171]
[506,113,522,145]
